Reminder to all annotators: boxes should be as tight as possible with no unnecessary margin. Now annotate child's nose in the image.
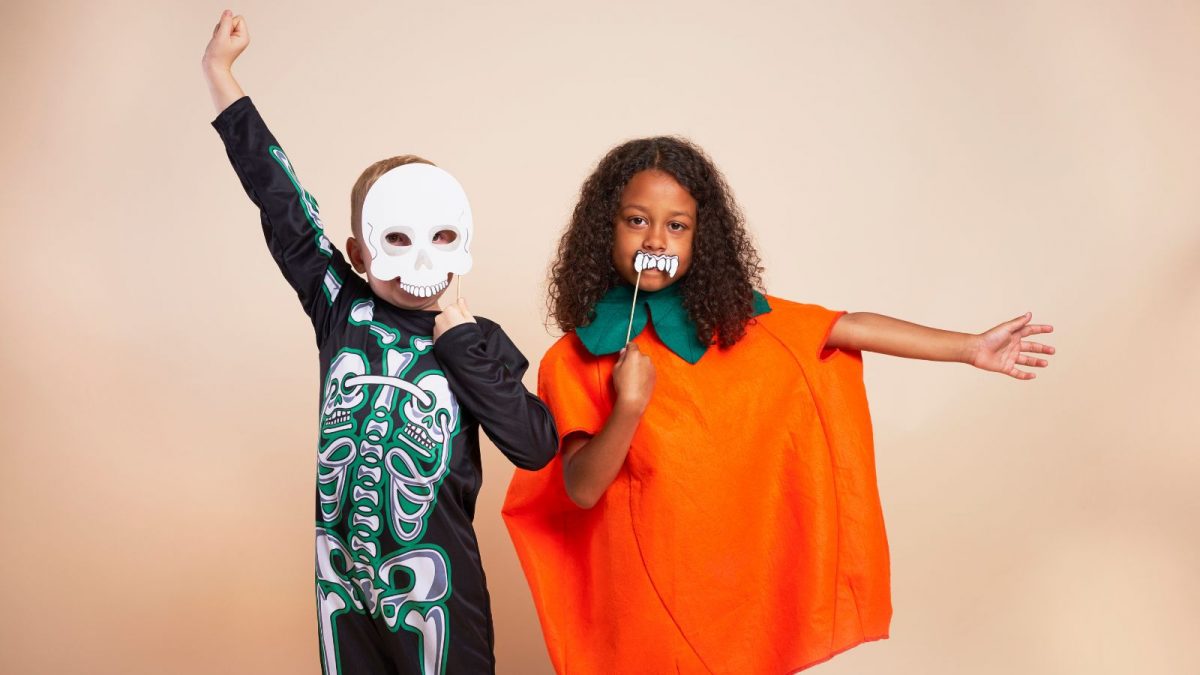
[642,226,667,252]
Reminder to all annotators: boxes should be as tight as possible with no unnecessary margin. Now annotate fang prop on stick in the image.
[625,250,682,344]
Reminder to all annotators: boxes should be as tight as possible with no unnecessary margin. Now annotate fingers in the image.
[616,342,642,368]
[1001,312,1033,332]
[1016,354,1048,368]
[1008,367,1036,380]
[215,9,232,37]
[231,14,247,39]
[1020,341,1055,355]
[449,297,475,324]
[435,306,461,327]
[1021,324,1054,337]
[617,343,639,365]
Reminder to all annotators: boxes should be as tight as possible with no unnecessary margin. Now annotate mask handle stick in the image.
[625,263,644,345]
[456,274,463,303]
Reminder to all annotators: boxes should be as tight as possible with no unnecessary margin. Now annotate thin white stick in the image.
[456,274,463,303]
[625,264,644,345]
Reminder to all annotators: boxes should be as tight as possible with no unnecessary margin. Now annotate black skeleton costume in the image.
[213,96,557,675]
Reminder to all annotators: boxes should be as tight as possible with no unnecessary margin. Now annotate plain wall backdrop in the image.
[1,1,1197,673]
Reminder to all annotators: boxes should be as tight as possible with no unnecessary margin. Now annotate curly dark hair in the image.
[548,136,764,349]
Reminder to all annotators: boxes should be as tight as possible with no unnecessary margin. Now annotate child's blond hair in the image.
[350,155,433,239]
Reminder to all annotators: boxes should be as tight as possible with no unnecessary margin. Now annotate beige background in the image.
[2,1,1197,673]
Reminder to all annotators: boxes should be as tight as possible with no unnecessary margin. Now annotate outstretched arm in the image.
[201,10,248,114]
[827,311,1055,380]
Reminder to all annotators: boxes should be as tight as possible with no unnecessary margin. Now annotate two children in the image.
[204,11,556,675]
[205,10,1054,675]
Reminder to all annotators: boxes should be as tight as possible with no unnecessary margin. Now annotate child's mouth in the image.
[633,251,679,278]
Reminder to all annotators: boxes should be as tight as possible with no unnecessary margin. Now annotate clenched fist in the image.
[613,343,655,413]
[202,10,249,72]
[434,298,477,342]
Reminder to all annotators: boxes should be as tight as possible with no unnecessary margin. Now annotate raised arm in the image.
[203,10,357,344]
[827,311,1055,380]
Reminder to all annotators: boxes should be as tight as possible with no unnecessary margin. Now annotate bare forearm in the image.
[828,312,979,363]
[562,403,644,509]
[202,62,245,115]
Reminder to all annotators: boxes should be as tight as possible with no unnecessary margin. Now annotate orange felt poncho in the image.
[503,298,890,674]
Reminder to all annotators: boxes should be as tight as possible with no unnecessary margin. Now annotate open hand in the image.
[202,10,249,72]
[971,312,1055,380]
[433,298,477,342]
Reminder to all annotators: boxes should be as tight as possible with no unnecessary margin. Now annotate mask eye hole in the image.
[379,226,415,254]
[432,228,460,249]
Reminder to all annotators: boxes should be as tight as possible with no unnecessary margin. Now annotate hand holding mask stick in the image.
[434,297,476,341]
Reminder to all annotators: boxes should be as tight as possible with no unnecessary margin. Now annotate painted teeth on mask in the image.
[399,279,449,297]
[632,251,680,278]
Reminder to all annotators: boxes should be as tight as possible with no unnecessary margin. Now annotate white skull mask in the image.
[361,164,473,297]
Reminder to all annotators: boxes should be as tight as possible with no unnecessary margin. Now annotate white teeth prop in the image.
[398,278,450,298]
[632,251,680,278]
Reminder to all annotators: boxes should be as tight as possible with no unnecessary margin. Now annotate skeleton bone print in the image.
[316,299,460,675]
[214,97,558,674]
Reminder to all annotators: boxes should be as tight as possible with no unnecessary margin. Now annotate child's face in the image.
[346,236,452,311]
[611,170,696,292]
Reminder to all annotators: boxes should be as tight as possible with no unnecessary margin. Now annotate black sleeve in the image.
[433,320,558,470]
[211,96,359,346]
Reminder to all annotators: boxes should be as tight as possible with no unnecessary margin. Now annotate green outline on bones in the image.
[313,307,461,675]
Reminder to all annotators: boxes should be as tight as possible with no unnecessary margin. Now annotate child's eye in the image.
[628,217,648,227]
[385,232,412,246]
[668,222,688,232]
[432,229,458,244]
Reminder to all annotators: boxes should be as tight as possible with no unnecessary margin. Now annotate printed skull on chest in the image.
[398,373,460,459]
[322,350,369,435]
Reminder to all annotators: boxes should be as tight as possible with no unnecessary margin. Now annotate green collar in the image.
[576,282,771,364]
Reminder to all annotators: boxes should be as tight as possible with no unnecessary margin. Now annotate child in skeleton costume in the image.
[503,139,1056,673]
[203,13,556,675]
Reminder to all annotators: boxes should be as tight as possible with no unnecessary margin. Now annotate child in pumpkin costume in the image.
[503,138,1054,674]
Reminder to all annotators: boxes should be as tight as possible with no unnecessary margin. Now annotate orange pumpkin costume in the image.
[503,296,890,674]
